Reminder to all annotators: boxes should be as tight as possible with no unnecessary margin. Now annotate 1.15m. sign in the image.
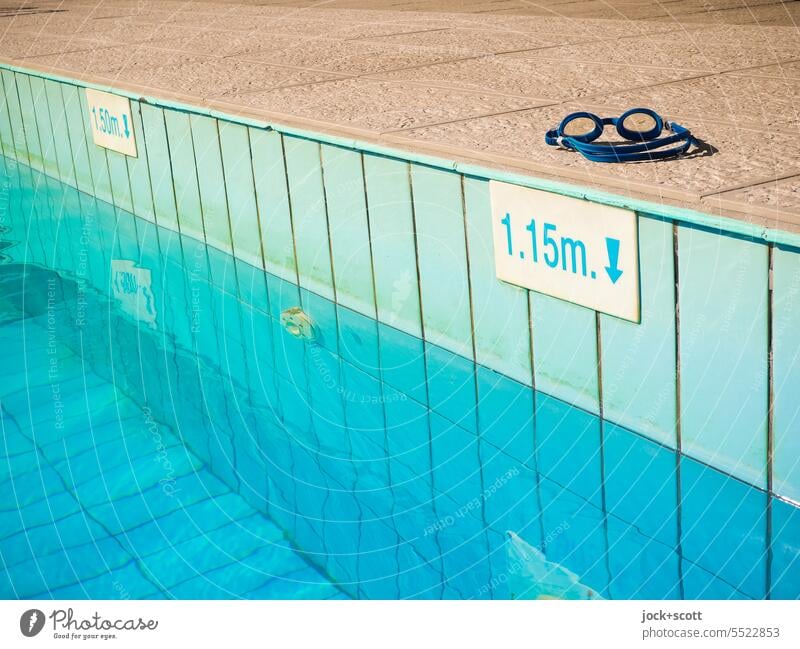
[85,88,137,157]
[490,180,640,322]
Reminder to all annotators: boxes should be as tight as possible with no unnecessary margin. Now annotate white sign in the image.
[111,259,156,327]
[85,88,137,157]
[490,180,640,322]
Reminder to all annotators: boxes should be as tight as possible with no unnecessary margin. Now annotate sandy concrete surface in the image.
[0,0,798,227]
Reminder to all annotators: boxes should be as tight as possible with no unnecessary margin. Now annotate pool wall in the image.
[1,63,799,507]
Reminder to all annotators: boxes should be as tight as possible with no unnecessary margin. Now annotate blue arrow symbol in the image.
[122,114,130,138]
[604,237,623,284]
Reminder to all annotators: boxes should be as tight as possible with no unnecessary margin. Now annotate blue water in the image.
[0,154,798,600]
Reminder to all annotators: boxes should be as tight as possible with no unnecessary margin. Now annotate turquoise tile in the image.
[531,293,599,414]
[140,104,178,231]
[437,512,489,599]
[538,477,609,598]
[385,386,432,489]
[681,560,751,599]
[678,226,768,488]
[0,490,80,540]
[138,516,283,589]
[771,496,800,599]
[772,245,800,502]
[606,519,680,599]
[2,536,131,597]
[337,304,380,377]
[536,392,602,507]
[219,121,262,269]
[29,77,59,180]
[190,114,232,255]
[476,366,534,468]
[601,216,677,446]
[680,455,767,599]
[235,257,269,313]
[479,443,539,542]
[250,129,296,282]
[363,154,422,338]
[411,166,472,358]
[126,101,155,222]
[465,177,532,385]
[43,79,77,187]
[377,322,427,405]
[0,72,14,157]
[77,87,113,205]
[60,84,94,195]
[265,272,300,328]
[321,145,375,316]
[87,470,228,535]
[284,136,333,299]
[426,342,477,433]
[13,74,43,173]
[603,423,677,546]
[357,521,401,599]
[1,70,27,162]
[430,412,481,506]
[48,562,161,599]
[300,287,338,355]
[164,110,203,239]
[106,147,133,214]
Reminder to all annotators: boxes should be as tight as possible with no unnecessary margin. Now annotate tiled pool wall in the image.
[1,67,799,510]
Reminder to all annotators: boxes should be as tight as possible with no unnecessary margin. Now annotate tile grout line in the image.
[358,149,403,598]
[766,243,775,599]
[594,309,613,595]
[673,220,686,600]
[406,160,447,597]
[459,173,491,576]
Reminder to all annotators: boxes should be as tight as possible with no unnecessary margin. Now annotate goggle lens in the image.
[620,111,658,134]
[561,116,598,138]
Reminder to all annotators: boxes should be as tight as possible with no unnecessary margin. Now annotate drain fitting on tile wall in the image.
[280,307,316,342]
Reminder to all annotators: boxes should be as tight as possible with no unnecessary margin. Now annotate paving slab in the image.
[238,38,482,75]
[511,27,800,72]
[1,0,798,229]
[374,56,709,101]
[221,76,548,131]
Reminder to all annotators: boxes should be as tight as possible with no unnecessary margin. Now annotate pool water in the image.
[0,154,798,600]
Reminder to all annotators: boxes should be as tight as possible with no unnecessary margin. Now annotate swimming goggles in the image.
[545,108,696,162]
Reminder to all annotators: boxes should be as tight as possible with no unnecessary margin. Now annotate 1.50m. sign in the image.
[84,88,137,157]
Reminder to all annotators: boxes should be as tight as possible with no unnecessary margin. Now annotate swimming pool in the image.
[1,154,798,600]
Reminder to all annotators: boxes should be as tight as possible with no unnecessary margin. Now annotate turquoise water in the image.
[0,154,798,600]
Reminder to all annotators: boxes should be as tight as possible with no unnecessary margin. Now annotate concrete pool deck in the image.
[1,0,798,232]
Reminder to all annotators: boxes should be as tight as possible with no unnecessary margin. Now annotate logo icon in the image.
[20,609,45,637]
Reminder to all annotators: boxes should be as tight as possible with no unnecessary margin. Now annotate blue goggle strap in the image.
[547,122,695,162]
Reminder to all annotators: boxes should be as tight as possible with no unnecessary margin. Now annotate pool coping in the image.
[3,56,800,252]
